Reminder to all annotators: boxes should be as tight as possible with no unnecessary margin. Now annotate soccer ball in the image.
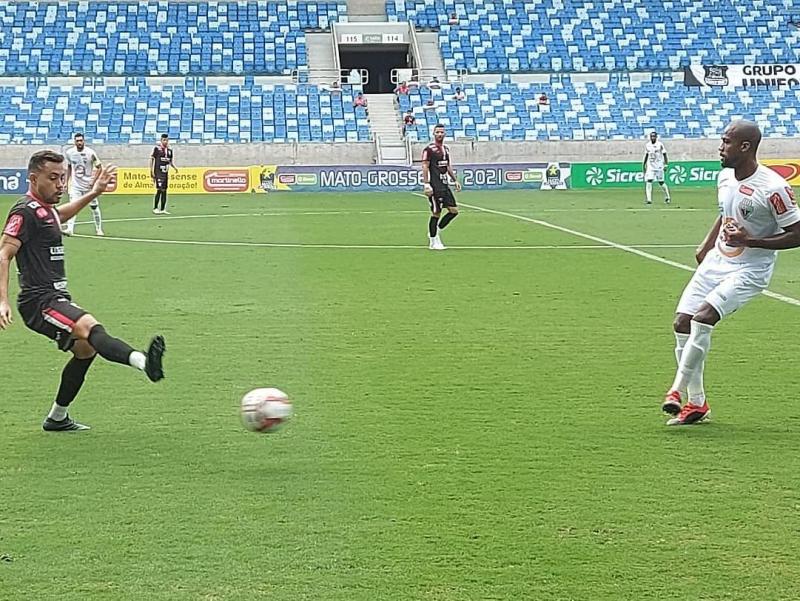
[240,388,293,433]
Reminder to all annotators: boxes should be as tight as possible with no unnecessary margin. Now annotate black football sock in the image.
[428,216,439,237]
[159,190,168,212]
[438,212,458,230]
[88,324,137,366]
[154,190,161,210]
[54,355,96,407]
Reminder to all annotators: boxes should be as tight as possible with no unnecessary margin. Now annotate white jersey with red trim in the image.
[715,164,800,268]
[64,145,101,193]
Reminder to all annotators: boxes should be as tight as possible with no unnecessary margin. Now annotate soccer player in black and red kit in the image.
[421,124,462,250]
[150,133,178,214]
[0,151,166,432]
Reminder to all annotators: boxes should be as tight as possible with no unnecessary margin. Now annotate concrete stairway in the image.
[346,0,387,22]
[365,93,409,164]
[305,33,338,84]
[415,31,446,77]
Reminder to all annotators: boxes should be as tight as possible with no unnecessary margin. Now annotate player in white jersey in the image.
[662,120,800,425]
[63,133,104,236]
[642,131,671,205]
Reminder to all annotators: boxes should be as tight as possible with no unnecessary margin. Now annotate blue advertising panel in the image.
[252,163,571,193]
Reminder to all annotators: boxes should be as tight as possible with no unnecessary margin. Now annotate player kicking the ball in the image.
[663,120,800,425]
[422,124,462,250]
[643,131,671,205]
[0,151,166,432]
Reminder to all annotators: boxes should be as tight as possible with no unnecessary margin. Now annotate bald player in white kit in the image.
[662,120,800,425]
[62,133,104,236]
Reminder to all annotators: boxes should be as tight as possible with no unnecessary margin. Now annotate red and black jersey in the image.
[2,195,67,299]
[421,142,451,191]
[151,144,174,177]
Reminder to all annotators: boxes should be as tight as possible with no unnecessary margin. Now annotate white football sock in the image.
[91,205,102,231]
[674,332,689,366]
[661,182,671,199]
[129,351,146,371]
[48,402,68,421]
[646,181,653,203]
[687,362,706,406]
[671,320,713,397]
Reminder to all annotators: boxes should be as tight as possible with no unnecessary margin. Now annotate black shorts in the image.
[18,292,88,352]
[155,175,169,191]
[429,188,457,214]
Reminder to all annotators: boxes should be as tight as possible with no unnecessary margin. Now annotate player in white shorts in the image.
[643,131,671,205]
[63,133,104,236]
[662,120,800,425]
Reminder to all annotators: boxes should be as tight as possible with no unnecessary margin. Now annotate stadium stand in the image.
[0,80,371,144]
[387,0,800,73]
[399,78,800,141]
[0,1,347,76]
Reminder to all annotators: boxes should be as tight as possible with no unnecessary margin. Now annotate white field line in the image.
[460,201,800,308]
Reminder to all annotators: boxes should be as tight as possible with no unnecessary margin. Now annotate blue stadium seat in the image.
[0,1,347,76]
[400,78,800,142]
[387,0,800,73]
[0,80,370,144]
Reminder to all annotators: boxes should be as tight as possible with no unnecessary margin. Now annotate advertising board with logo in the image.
[684,64,800,90]
[763,159,800,186]
[573,160,800,190]
[106,167,252,194]
[572,161,721,189]
[248,163,571,193]
[0,169,27,194]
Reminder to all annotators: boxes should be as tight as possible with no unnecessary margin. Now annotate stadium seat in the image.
[0,81,370,144]
[400,78,800,142]
[0,1,347,76]
[388,0,800,73]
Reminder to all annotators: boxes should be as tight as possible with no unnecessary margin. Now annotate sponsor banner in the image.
[572,161,721,189]
[249,163,571,193]
[0,169,27,194]
[107,167,251,194]
[684,64,800,90]
[764,159,800,186]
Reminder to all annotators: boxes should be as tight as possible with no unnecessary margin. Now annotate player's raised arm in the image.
[0,234,21,329]
[56,165,117,222]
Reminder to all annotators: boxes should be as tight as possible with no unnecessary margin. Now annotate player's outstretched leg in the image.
[661,181,671,204]
[73,318,166,382]
[43,341,96,432]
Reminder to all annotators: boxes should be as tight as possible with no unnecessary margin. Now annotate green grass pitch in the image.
[2,188,800,600]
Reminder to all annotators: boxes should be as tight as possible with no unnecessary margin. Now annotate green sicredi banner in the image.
[571,161,722,189]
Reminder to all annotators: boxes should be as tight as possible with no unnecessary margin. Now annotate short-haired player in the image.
[643,131,671,205]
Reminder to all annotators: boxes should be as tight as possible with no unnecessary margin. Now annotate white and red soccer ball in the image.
[240,388,293,433]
